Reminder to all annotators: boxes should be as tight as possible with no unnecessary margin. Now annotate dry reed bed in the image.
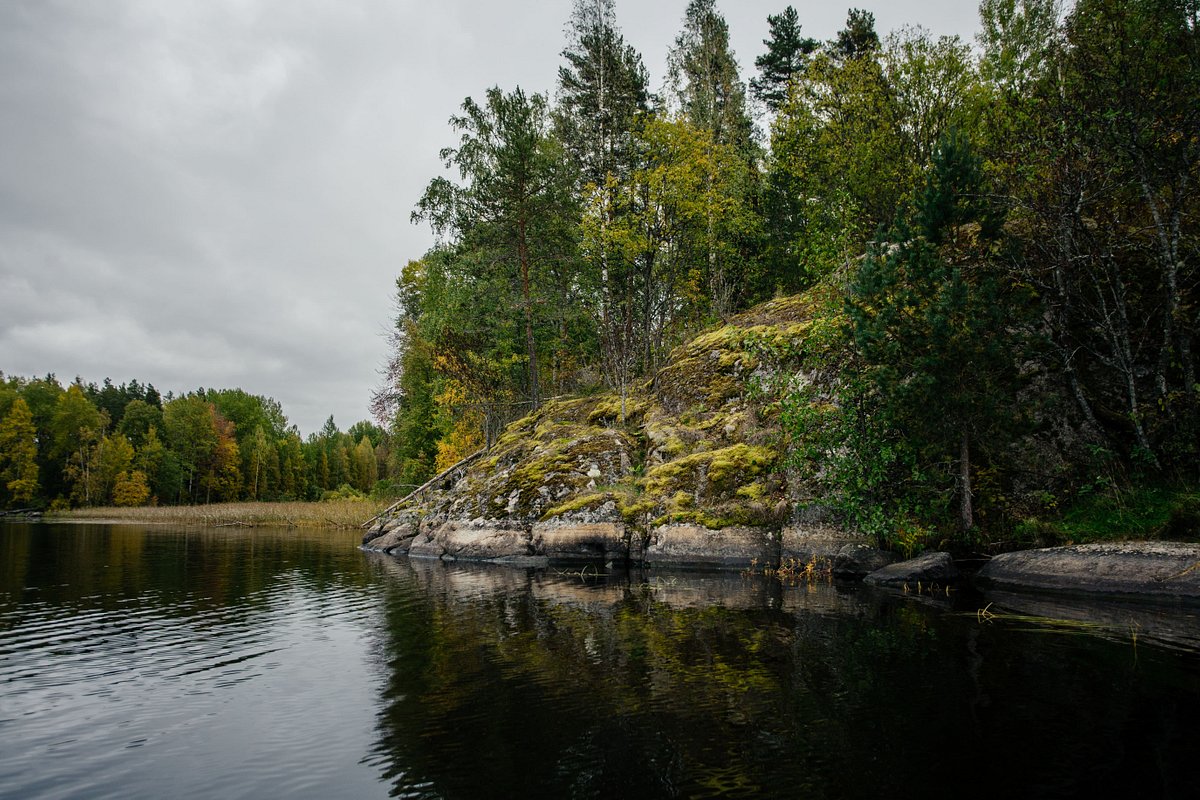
[50,500,387,529]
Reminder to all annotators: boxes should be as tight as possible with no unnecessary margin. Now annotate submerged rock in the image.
[975,542,1200,599]
[863,552,960,588]
[832,543,897,579]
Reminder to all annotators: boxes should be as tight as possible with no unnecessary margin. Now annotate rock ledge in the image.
[975,542,1200,600]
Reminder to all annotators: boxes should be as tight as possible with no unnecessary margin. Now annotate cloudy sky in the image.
[0,0,981,436]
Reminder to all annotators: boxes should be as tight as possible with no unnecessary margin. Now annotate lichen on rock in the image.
[372,287,864,567]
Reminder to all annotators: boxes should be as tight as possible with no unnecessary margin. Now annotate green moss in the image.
[706,444,775,487]
[641,443,777,498]
[736,482,767,500]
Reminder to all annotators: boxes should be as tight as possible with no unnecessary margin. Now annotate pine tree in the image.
[667,0,753,152]
[751,6,818,110]
[832,9,880,61]
[415,87,579,410]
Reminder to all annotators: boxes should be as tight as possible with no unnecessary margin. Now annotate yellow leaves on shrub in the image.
[112,470,151,507]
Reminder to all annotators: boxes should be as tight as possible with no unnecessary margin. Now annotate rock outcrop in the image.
[362,290,891,570]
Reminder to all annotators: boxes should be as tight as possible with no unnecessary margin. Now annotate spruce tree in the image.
[667,0,753,152]
[849,129,1014,535]
[555,0,649,188]
[832,8,880,61]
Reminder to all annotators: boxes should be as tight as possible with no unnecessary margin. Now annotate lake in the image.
[2,522,1198,799]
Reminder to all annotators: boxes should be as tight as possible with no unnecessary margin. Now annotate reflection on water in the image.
[2,523,1199,799]
[0,523,385,800]
[363,558,1200,799]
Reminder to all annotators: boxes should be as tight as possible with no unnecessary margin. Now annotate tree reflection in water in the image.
[363,557,1200,799]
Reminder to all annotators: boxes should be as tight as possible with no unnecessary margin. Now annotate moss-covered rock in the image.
[380,287,858,567]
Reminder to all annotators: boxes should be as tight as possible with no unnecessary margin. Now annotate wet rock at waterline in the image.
[833,543,898,579]
[643,523,775,569]
[863,552,960,588]
[976,542,1200,599]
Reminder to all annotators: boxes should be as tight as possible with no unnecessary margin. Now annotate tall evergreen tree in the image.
[415,87,579,411]
[832,8,881,61]
[751,6,818,110]
[556,0,649,188]
[556,0,650,408]
[667,0,754,152]
[667,0,761,317]
[848,130,1014,534]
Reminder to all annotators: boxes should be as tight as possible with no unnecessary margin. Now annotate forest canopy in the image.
[0,374,386,508]
[374,0,1198,546]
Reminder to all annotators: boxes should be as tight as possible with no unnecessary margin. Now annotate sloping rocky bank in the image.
[362,290,882,570]
[362,287,1200,606]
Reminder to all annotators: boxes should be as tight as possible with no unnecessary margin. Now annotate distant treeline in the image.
[0,374,389,509]
[378,0,1198,544]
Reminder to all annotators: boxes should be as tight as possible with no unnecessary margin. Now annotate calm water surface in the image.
[2,522,1198,799]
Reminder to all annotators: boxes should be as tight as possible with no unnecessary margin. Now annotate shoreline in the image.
[6,499,389,530]
[362,514,1200,604]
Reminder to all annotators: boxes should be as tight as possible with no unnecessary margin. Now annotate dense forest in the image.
[0,374,387,508]
[374,0,1198,546]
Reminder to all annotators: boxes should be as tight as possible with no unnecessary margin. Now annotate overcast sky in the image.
[0,0,981,437]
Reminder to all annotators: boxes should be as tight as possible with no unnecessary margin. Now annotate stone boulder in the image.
[832,543,897,579]
[362,525,418,555]
[863,552,960,588]
[975,542,1200,599]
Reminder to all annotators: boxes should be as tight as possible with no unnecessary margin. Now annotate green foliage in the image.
[320,483,367,502]
[0,371,349,508]
[0,398,40,506]
[750,6,818,110]
[847,129,1017,539]
[1015,487,1200,546]
[415,85,581,411]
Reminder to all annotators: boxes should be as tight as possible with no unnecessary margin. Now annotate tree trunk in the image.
[517,216,540,411]
[959,429,973,534]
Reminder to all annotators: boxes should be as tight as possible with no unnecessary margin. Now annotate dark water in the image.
[2,523,1198,799]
